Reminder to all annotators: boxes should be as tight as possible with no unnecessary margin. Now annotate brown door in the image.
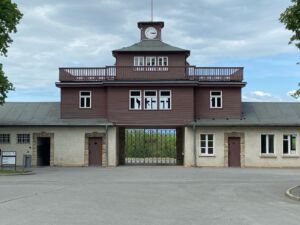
[88,137,102,166]
[228,137,241,167]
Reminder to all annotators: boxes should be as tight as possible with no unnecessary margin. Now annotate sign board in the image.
[1,151,16,166]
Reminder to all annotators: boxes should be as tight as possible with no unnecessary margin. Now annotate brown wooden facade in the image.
[56,21,246,126]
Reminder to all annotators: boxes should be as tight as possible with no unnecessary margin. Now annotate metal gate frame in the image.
[124,128,177,165]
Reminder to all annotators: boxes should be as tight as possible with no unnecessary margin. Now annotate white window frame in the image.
[146,56,156,66]
[157,56,168,66]
[210,90,222,109]
[200,134,215,156]
[79,91,92,109]
[17,133,30,144]
[159,90,172,110]
[129,90,142,110]
[283,134,297,155]
[144,90,157,110]
[260,134,275,155]
[134,56,144,66]
[0,134,10,144]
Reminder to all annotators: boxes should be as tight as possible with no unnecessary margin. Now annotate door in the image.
[88,137,102,166]
[228,137,241,167]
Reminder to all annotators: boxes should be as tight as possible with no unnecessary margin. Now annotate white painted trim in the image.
[199,133,215,156]
[129,90,142,110]
[209,90,223,109]
[143,90,158,110]
[79,91,92,109]
[260,134,276,155]
[159,90,172,110]
[157,56,168,66]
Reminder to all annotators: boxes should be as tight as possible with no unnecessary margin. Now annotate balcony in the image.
[59,66,243,82]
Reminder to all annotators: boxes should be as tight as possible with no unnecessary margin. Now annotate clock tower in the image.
[138,21,164,41]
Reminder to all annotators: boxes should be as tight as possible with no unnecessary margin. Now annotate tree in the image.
[280,0,300,98]
[0,0,23,104]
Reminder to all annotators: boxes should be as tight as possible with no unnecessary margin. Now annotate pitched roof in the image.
[192,102,300,127]
[113,40,190,54]
[0,102,112,126]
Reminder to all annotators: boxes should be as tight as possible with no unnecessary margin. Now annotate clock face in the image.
[145,27,158,39]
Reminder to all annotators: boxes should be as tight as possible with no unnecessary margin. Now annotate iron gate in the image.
[125,129,177,165]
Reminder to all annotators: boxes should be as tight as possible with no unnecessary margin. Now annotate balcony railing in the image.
[59,66,243,82]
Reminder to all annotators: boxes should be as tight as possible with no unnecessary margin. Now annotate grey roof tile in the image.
[113,40,190,53]
[0,102,112,126]
[192,102,300,127]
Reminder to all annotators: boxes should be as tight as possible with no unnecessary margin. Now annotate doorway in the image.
[121,128,183,165]
[37,137,51,166]
[228,137,241,167]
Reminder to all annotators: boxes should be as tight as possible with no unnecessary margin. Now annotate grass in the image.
[0,169,31,175]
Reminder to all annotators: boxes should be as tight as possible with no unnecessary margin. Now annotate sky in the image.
[1,0,299,102]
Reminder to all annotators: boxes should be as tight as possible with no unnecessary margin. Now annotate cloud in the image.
[243,91,283,102]
[251,91,272,97]
[2,0,299,102]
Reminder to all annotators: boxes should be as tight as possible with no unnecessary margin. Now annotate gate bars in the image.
[125,129,177,165]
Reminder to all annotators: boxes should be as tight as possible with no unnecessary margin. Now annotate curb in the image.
[0,171,35,176]
[285,185,300,201]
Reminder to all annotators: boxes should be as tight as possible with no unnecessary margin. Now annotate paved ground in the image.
[0,167,300,225]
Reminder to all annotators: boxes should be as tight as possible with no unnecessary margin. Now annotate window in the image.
[130,90,142,110]
[146,56,156,66]
[144,90,157,110]
[210,91,222,108]
[80,91,91,108]
[134,56,144,66]
[17,134,30,144]
[283,134,297,155]
[158,57,168,66]
[200,134,214,155]
[159,90,171,110]
[0,134,10,144]
[261,134,274,154]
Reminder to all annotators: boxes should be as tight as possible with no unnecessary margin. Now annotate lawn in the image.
[0,169,31,175]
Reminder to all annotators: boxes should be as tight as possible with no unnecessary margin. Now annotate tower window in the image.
[129,90,142,110]
[134,56,144,66]
[144,90,157,110]
[210,91,222,108]
[159,90,171,110]
[146,56,156,66]
[158,57,168,66]
[80,91,92,108]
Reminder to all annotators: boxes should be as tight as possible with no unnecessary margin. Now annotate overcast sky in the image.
[1,0,299,102]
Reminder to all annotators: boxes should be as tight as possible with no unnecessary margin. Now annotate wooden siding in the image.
[115,53,187,80]
[195,87,242,119]
[116,53,186,67]
[107,87,194,126]
[61,88,106,119]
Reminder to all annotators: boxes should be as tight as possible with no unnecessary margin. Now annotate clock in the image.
[145,27,158,39]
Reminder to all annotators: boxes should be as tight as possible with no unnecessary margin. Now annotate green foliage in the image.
[280,0,300,50]
[0,0,22,104]
[125,130,176,158]
[280,0,300,97]
[0,0,23,56]
[0,64,14,104]
[292,83,300,98]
